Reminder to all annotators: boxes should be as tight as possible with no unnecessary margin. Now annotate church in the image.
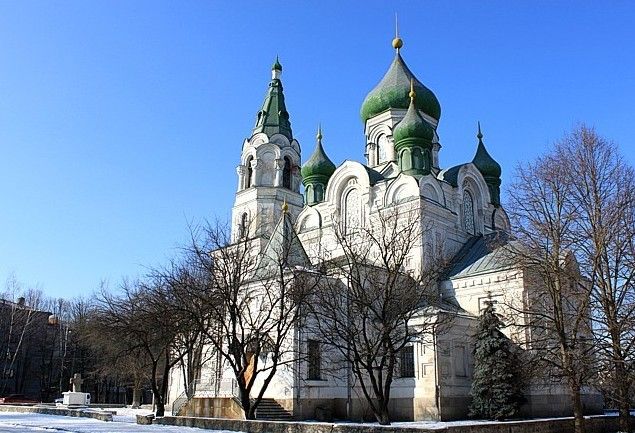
[166,33,603,421]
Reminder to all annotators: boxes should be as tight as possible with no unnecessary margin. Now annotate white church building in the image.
[166,35,603,422]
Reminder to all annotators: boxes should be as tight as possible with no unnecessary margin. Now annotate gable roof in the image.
[446,231,518,279]
[438,163,468,187]
[255,211,311,278]
[363,165,384,185]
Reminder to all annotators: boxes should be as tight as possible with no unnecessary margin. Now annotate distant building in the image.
[0,297,54,401]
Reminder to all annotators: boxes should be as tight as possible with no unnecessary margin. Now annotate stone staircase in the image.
[254,398,293,421]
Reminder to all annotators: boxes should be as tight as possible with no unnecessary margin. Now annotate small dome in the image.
[301,128,336,181]
[472,125,501,178]
[393,98,435,145]
[360,53,441,123]
[272,56,282,72]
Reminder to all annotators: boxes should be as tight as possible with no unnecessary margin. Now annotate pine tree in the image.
[469,300,524,420]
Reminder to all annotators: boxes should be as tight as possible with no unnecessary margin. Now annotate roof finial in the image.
[392,13,403,51]
[316,123,323,142]
[282,198,289,214]
[477,121,484,142]
[272,55,282,71]
[409,78,416,101]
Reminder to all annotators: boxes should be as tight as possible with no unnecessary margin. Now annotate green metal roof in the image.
[363,165,384,185]
[393,98,434,146]
[360,52,441,123]
[252,61,292,140]
[301,128,336,181]
[447,232,518,279]
[438,164,467,187]
[272,56,282,71]
[255,210,310,279]
[472,124,501,178]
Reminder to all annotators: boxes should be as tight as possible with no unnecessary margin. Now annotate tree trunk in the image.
[131,386,141,408]
[376,399,391,425]
[156,351,172,417]
[616,372,631,433]
[239,387,253,419]
[155,399,165,417]
[150,359,164,416]
[619,405,631,433]
[570,381,586,433]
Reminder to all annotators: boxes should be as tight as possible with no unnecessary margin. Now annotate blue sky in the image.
[1,1,633,299]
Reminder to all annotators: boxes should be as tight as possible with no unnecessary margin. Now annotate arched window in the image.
[315,184,324,203]
[412,147,423,171]
[377,135,388,164]
[239,213,248,238]
[305,185,313,205]
[463,190,475,234]
[423,149,431,172]
[344,188,360,233]
[245,156,253,188]
[401,148,412,171]
[283,156,292,189]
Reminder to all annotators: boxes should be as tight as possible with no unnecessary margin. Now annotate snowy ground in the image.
[0,409,623,433]
[0,409,238,433]
[0,409,517,433]
[0,408,503,433]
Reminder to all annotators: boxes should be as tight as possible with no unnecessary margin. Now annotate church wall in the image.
[251,337,297,402]
[232,187,303,241]
[449,269,525,328]
[166,362,185,410]
[435,315,478,420]
[519,385,603,418]
[447,268,604,419]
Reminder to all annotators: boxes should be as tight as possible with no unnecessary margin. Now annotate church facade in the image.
[167,35,603,421]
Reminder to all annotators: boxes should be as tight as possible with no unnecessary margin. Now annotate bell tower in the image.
[231,58,303,243]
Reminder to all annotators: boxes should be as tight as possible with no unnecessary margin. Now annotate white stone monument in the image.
[61,373,91,407]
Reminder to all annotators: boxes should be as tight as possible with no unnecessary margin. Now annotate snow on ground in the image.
[0,410,528,433]
[0,411,241,433]
[110,407,154,423]
[0,409,623,433]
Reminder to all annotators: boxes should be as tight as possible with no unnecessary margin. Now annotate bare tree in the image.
[78,295,151,407]
[90,279,200,416]
[153,259,211,400]
[172,216,316,419]
[556,125,635,432]
[507,143,596,433]
[307,206,448,425]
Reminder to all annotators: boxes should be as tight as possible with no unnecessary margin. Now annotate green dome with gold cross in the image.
[301,126,336,181]
[393,81,435,146]
[360,37,441,123]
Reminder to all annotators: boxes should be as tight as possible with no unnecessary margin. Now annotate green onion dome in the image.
[472,123,501,178]
[360,48,441,123]
[301,126,336,182]
[393,94,435,146]
[272,56,282,71]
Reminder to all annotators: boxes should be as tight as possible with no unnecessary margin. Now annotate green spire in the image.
[472,122,502,206]
[272,55,282,72]
[301,125,336,206]
[472,122,502,178]
[360,40,441,123]
[252,58,292,140]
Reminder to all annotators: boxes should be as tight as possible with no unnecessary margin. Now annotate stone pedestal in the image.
[62,391,91,406]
